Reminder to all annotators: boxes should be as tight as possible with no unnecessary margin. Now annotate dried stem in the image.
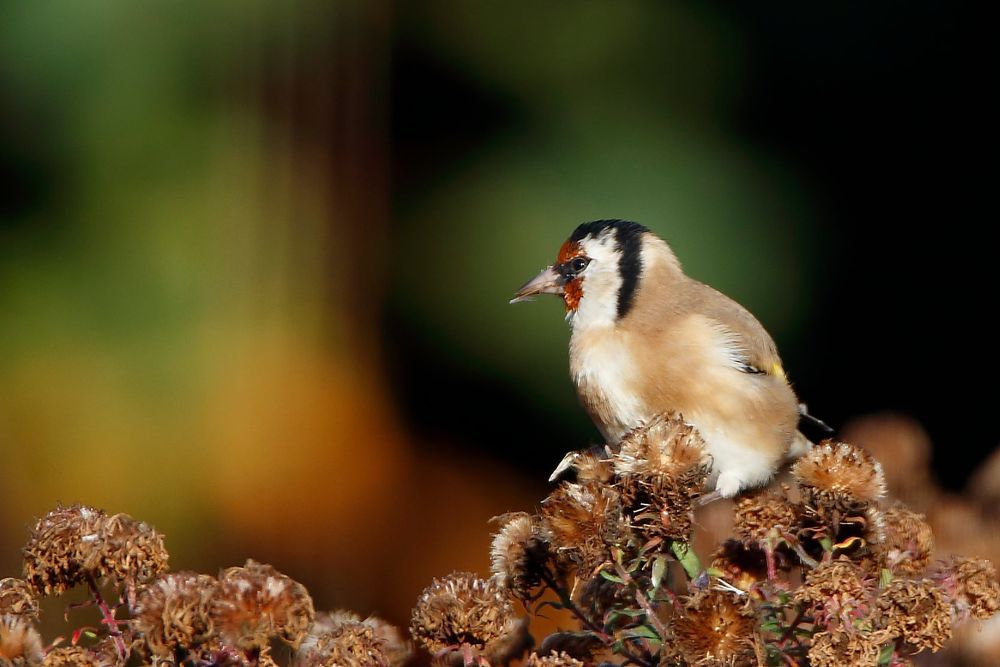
[86,574,127,660]
[539,569,655,667]
[613,561,672,644]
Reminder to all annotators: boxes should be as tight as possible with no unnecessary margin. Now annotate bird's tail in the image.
[788,402,836,461]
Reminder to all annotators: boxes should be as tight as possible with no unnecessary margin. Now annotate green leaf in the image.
[819,536,833,552]
[671,541,701,579]
[651,555,667,590]
[623,625,661,641]
[877,641,896,665]
[879,568,893,588]
[599,570,624,584]
[706,566,726,578]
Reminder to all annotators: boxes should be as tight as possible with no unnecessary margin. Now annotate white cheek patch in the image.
[569,234,623,331]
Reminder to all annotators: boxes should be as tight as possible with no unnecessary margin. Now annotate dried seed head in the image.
[807,630,886,667]
[89,513,168,586]
[539,482,623,574]
[0,580,37,620]
[572,451,614,484]
[133,571,219,656]
[536,632,603,664]
[613,416,710,542]
[672,590,755,667]
[22,505,107,595]
[409,572,527,663]
[792,441,886,512]
[359,617,411,667]
[40,647,101,667]
[614,415,709,479]
[22,506,168,596]
[305,612,411,667]
[794,558,874,626]
[732,491,800,545]
[295,617,388,667]
[932,557,1000,621]
[524,651,585,667]
[877,579,951,653]
[489,513,550,600]
[0,615,43,667]
[879,507,934,575]
[211,560,315,649]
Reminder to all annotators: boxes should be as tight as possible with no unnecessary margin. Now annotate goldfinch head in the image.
[511,220,649,327]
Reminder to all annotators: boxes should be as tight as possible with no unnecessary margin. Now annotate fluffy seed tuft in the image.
[489,513,550,600]
[792,440,887,512]
[672,590,755,667]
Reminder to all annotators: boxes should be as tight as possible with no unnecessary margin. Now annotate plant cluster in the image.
[1,506,410,667]
[409,415,1000,666]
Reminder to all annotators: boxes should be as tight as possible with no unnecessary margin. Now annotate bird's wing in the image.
[695,284,787,380]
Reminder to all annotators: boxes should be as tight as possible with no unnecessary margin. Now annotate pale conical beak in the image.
[510,266,564,304]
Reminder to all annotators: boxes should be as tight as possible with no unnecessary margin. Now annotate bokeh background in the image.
[1,0,996,649]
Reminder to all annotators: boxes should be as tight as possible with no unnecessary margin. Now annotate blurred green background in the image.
[1,0,994,634]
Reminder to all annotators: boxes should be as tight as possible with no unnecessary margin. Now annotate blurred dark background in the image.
[1,0,996,634]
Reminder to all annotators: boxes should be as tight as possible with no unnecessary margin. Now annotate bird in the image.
[510,219,822,500]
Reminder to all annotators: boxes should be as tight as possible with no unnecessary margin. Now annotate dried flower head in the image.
[40,647,101,667]
[304,612,411,667]
[0,615,43,667]
[614,415,709,479]
[879,507,934,575]
[295,617,387,667]
[0,580,37,620]
[672,590,755,667]
[792,440,887,512]
[536,633,603,664]
[22,505,106,595]
[807,630,886,667]
[360,617,411,667]
[932,556,1000,621]
[572,451,614,484]
[89,513,168,586]
[524,651,585,667]
[211,560,315,649]
[410,572,527,664]
[539,482,622,574]
[878,579,951,653]
[613,415,710,542]
[732,491,800,545]
[133,571,218,656]
[489,513,550,600]
[794,558,874,627]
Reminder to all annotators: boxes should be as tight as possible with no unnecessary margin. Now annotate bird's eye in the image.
[570,257,590,273]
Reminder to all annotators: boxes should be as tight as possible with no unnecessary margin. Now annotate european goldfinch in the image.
[511,219,817,499]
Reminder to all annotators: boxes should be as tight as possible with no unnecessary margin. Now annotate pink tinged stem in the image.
[764,545,777,581]
[86,574,127,661]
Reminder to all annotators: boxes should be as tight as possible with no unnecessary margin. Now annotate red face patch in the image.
[563,279,583,312]
[556,240,584,312]
[556,240,580,264]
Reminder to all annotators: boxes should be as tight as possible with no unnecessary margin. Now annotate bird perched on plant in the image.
[511,219,822,500]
